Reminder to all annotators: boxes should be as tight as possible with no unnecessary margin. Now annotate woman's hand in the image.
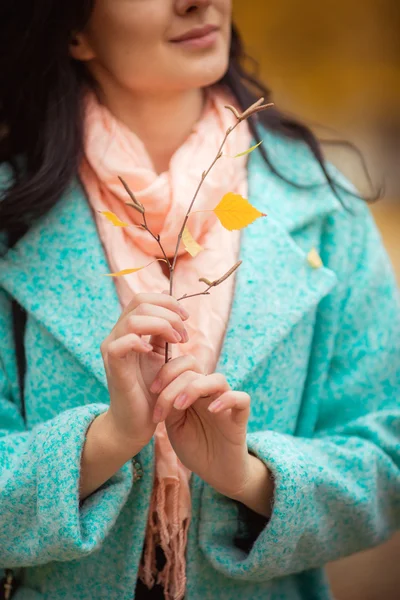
[149,355,271,508]
[100,293,191,453]
[80,293,192,500]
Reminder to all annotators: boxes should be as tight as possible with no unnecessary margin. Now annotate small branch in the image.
[177,289,212,301]
[205,261,242,287]
[165,112,241,363]
[177,261,242,302]
[119,99,271,365]
[169,98,272,281]
[118,176,172,271]
[118,177,145,214]
[118,176,173,363]
[142,212,172,272]
[170,130,237,275]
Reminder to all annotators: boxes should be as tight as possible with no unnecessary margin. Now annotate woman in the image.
[0,1,399,599]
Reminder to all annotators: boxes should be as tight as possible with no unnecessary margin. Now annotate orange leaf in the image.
[98,211,129,227]
[104,259,167,277]
[182,226,204,257]
[104,267,145,278]
[213,193,266,231]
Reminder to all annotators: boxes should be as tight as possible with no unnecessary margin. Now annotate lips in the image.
[170,25,219,43]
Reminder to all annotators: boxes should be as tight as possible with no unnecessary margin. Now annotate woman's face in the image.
[72,0,232,95]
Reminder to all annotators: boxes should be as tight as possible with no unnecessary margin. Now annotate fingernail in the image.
[173,331,182,343]
[179,306,190,320]
[153,406,164,423]
[181,329,189,343]
[208,400,223,413]
[151,379,162,394]
[174,393,188,410]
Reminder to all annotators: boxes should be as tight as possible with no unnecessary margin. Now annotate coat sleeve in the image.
[0,287,134,568]
[198,199,400,581]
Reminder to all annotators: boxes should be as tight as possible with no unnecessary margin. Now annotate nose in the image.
[175,0,211,16]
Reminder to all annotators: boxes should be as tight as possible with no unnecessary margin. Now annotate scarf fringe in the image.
[139,477,190,600]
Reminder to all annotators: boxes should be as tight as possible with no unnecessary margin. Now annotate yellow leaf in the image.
[233,141,263,158]
[104,259,167,277]
[104,267,145,278]
[182,226,204,257]
[98,211,129,227]
[213,193,267,231]
[307,248,323,269]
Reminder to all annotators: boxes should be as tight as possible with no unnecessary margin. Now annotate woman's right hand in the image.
[100,292,191,453]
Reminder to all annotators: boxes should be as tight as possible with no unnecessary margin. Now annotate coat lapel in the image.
[0,148,341,392]
[216,149,341,387]
[0,180,120,390]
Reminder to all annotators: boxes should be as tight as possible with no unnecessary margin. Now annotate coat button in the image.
[133,460,143,481]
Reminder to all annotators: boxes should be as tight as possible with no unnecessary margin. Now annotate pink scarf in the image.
[80,86,251,599]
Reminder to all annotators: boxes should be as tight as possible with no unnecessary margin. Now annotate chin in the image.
[182,55,230,90]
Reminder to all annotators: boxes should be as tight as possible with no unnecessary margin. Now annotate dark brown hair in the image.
[0,1,356,236]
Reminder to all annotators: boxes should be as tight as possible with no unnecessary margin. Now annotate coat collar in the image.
[216,148,340,385]
[0,151,340,391]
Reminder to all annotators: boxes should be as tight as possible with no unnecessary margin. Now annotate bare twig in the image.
[169,99,272,284]
[177,261,242,301]
[118,176,173,363]
[177,289,212,301]
[165,99,271,363]
[119,98,272,364]
[142,212,172,272]
[202,261,242,287]
[118,176,145,214]
[119,177,172,273]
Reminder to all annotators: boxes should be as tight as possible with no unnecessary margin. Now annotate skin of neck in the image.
[95,74,206,174]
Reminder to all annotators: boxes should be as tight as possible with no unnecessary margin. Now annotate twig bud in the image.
[224,105,241,120]
[119,176,145,214]
[225,98,274,124]
[240,99,274,121]
[199,277,214,286]
[199,261,242,288]
[213,260,242,286]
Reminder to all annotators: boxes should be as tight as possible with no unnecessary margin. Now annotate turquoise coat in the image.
[0,133,399,600]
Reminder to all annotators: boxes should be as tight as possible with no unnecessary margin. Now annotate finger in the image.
[148,321,188,357]
[123,292,189,322]
[150,355,202,394]
[153,370,199,423]
[123,315,184,345]
[135,303,189,344]
[150,290,178,355]
[150,336,173,359]
[106,334,153,379]
[208,391,251,425]
[173,373,230,411]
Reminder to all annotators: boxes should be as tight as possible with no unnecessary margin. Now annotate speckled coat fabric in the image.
[0,132,399,600]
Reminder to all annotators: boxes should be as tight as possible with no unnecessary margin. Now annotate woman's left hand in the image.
[150,355,258,503]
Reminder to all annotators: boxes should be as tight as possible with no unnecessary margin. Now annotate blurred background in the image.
[234,0,400,282]
[233,1,400,598]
